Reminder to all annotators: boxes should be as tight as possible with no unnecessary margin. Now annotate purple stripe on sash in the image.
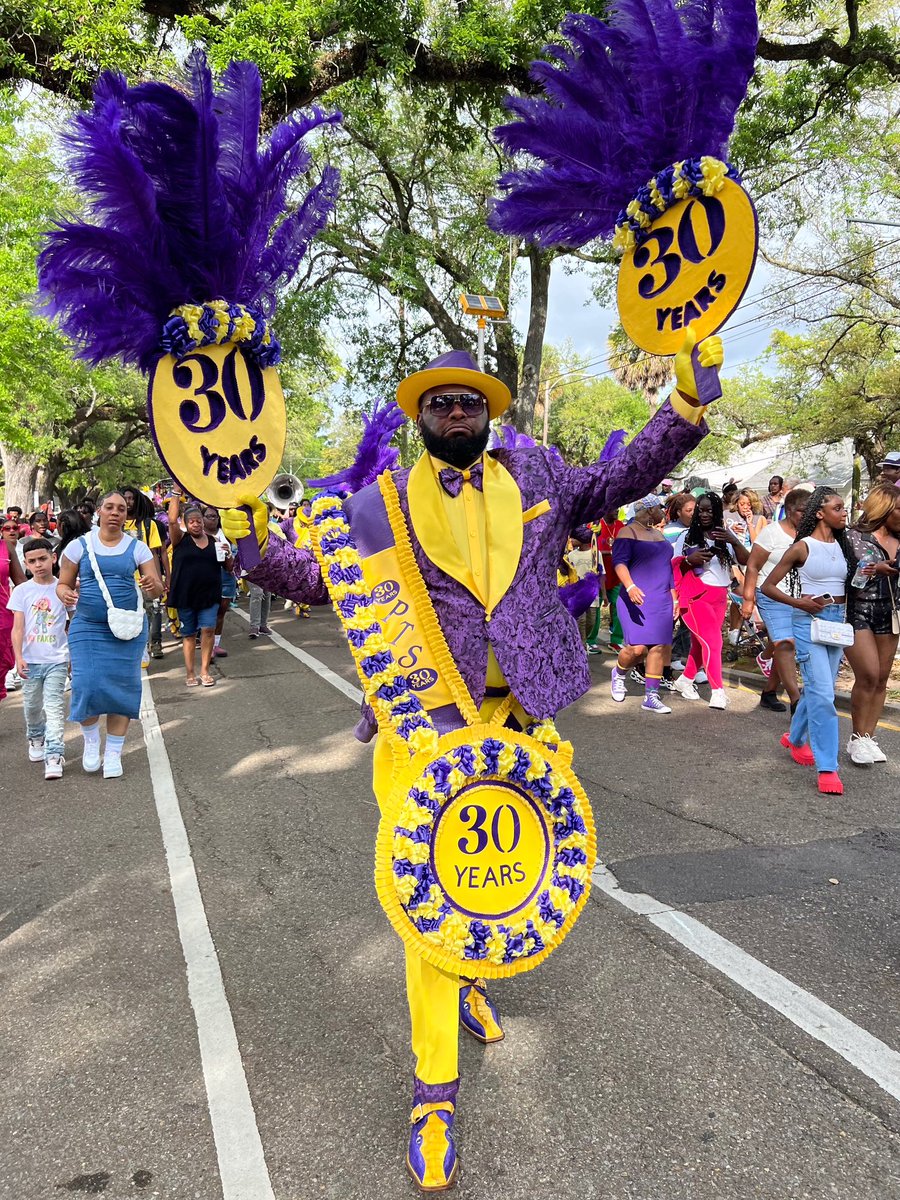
[428,703,467,734]
[344,486,394,558]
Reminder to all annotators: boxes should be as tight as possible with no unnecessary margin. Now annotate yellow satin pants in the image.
[373,733,460,1085]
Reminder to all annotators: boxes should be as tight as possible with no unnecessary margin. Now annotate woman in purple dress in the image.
[610,495,676,714]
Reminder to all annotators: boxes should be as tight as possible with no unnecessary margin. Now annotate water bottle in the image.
[851,545,878,588]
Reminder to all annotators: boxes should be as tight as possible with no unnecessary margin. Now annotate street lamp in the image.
[459,293,507,371]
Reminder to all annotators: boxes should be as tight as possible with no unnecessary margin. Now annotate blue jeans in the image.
[22,662,68,758]
[788,606,845,772]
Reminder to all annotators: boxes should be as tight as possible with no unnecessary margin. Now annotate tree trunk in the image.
[0,443,40,511]
[512,248,553,435]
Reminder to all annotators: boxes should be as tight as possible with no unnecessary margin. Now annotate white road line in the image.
[595,864,900,1104]
[249,621,900,1107]
[140,676,276,1200]
[231,607,363,704]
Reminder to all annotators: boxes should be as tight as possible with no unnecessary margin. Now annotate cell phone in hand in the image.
[815,593,835,605]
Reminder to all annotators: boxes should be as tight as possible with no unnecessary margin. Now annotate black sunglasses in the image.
[424,392,486,415]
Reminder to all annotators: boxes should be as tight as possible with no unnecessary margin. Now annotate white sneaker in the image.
[670,659,686,672]
[103,753,123,779]
[694,670,708,685]
[28,736,46,762]
[641,693,672,714]
[610,666,627,703]
[673,675,700,701]
[82,743,101,773]
[708,688,729,709]
[847,734,875,766]
[5,668,23,691]
[44,754,64,780]
[864,736,887,763]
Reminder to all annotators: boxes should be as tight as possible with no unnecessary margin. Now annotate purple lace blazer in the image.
[246,401,706,724]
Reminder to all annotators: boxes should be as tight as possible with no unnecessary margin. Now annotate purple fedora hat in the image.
[396,349,511,419]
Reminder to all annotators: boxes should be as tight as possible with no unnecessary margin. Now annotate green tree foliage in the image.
[538,344,648,465]
[767,322,900,476]
[0,1,609,109]
[0,94,153,506]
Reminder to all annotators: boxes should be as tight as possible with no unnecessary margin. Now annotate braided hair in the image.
[682,491,731,568]
[788,486,854,596]
[121,484,157,539]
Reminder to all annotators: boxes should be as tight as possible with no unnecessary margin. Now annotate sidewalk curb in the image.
[588,645,900,718]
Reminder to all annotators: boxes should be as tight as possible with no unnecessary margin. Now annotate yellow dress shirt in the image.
[428,454,507,690]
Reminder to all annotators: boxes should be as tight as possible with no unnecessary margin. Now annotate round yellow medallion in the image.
[374,725,597,979]
[432,781,551,920]
[147,342,286,506]
[617,178,758,356]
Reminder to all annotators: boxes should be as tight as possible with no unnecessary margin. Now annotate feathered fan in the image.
[306,397,406,495]
[37,51,341,370]
[491,0,757,248]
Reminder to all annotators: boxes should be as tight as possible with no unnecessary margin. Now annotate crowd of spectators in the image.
[2,451,899,791]
[566,453,900,792]
[0,486,306,781]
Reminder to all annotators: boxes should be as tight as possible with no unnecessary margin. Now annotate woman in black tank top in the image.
[167,498,230,686]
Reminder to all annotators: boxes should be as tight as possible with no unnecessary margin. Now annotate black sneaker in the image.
[759,690,786,712]
[790,698,800,717]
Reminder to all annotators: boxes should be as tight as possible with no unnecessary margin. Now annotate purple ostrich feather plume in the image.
[307,398,405,496]
[491,0,758,247]
[599,428,628,462]
[489,424,537,451]
[559,571,600,618]
[37,51,341,370]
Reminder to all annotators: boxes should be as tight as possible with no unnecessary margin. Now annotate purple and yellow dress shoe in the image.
[407,1078,459,1192]
[459,977,504,1043]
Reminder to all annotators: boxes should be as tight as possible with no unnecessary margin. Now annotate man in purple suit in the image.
[223,333,721,1191]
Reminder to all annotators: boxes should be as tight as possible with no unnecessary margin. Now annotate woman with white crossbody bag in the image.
[843,484,900,765]
[56,491,164,778]
[761,486,854,797]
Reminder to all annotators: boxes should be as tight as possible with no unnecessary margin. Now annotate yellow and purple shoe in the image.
[407,1078,459,1192]
[459,977,504,1043]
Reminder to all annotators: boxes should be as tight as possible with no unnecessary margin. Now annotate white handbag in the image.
[83,532,145,641]
[809,617,854,647]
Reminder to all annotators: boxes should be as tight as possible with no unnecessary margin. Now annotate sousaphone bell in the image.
[265,473,305,510]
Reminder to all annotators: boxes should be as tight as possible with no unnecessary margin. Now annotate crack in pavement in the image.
[582,772,751,847]
[628,914,900,1140]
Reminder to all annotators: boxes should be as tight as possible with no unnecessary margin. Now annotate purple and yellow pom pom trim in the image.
[310,490,440,756]
[381,729,596,977]
[613,156,741,253]
[161,300,281,367]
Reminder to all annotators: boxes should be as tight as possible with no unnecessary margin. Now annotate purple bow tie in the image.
[438,463,484,497]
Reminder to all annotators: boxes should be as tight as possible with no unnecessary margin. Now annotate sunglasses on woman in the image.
[423,392,486,415]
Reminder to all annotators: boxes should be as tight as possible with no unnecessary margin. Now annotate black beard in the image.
[420,423,491,469]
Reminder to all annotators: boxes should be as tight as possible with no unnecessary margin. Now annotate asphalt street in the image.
[1,601,898,1200]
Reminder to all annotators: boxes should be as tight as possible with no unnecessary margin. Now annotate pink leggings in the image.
[681,584,727,690]
[0,625,13,703]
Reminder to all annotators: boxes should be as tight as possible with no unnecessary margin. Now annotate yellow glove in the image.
[674,326,724,404]
[221,492,269,555]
